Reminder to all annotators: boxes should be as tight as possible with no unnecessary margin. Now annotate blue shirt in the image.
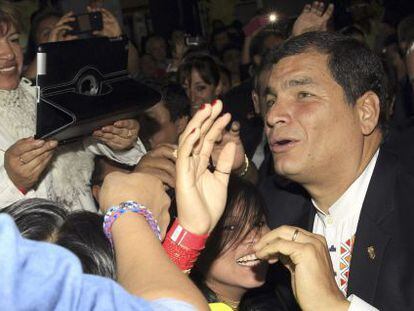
[0,214,196,311]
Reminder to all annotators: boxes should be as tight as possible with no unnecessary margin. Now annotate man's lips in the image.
[269,138,299,153]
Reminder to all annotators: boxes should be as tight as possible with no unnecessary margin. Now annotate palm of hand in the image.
[212,132,245,171]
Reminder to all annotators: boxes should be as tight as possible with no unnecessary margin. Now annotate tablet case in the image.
[35,36,161,143]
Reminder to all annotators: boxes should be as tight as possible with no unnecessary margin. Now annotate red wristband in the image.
[163,219,209,271]
[167,219,209,250]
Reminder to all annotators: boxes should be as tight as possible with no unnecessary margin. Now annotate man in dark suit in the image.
[253,30,414,310]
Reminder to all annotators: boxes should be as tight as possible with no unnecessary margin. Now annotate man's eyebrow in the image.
[283,77,315,88]
[264,86,277,96]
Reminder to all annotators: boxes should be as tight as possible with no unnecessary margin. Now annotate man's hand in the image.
[292,1,334,37]
[99,171,171,236]
[211,120,245,172]
[134,144,177,189]
[254,226,350,311]
[4,138,58,191]
[93,119,139,150]
[88,7,122,38]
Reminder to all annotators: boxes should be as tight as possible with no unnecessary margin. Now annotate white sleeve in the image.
[83,137,147,166]
[347,294,379,311]
[0,165,25,209]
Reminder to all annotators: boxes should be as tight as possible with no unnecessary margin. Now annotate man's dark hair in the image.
[161,83,191,121]
[261,31,390,131]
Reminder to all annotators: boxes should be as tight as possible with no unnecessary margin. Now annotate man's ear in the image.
[175,115,189,135]
[356,91,381,135]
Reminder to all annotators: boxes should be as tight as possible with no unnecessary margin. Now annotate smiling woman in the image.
[0,2,145,211]
[190,176,281,310]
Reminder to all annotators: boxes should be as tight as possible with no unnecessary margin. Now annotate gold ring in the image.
[215,167,231,175]
[292,229,299,242]
[19,156,26,165]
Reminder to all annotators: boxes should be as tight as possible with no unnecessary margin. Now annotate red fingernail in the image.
[199,104,206,110]
[211,99,218,106]
[190,128,195,134]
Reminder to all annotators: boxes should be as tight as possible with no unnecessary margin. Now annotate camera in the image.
[67,11,103,36]
[185,35,206,47]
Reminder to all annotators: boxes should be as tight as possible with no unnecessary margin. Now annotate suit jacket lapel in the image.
[347,149,395,301]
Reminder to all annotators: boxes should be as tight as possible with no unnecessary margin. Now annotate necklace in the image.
[216,293,240,310]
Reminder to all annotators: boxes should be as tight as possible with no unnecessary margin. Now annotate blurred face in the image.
[146,101,186,148]
[205,218,270,298]
[35,16,59,45]
[140,54,158,78]
[222,49,241,75]
[147,38,167,62]
[265,51,363,184]
[214,32,229,52]
[183,69,219,115]
[0,23,23,90]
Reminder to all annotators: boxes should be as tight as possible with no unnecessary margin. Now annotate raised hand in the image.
[292,1,334,37]
[4,138,58,190]
[48,12,79,42]
[176,100,236,235]
[87,6,122,38]
[93,119,139,151]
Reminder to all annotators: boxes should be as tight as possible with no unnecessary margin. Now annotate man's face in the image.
[264,51,363,184]
[0,23,23,90]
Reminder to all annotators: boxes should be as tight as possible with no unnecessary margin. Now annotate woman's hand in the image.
[48,12,78,42]
[175,100,236,235]
[93,119,139,150]
[4,138,58,191]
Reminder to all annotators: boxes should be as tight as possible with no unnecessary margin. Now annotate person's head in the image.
[90,156,133,204]
[262,31,387,189]
[55,211,116,279]
[24,8,61,65]
[211,27,230,53]
[0,1,23,90]
[145,82,191,148]
[191,176,269,300]
[397,15,414,53]
[178,53,221,114]
[220,44,241,76]
[145,35,167,63]
[1,198,68,241]
[250,30,286,67]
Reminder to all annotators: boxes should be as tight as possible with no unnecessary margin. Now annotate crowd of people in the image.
[0,0,413,310]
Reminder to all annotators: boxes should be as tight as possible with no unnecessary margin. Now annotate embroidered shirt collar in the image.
[312,149,380,225]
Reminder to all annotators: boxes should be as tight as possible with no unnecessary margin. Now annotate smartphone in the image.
[67,11,103,36]
[243,15,268,37]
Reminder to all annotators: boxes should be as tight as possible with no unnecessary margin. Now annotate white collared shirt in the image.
[312,150,380,310]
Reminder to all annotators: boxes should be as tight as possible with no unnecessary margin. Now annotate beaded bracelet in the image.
[103,201,161,245]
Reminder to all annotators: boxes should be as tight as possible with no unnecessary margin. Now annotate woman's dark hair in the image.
[178,53,221,87]
[191,176,266,280]
[0,198,68,241]
[55,211,116,279]
[261,31,390,131]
